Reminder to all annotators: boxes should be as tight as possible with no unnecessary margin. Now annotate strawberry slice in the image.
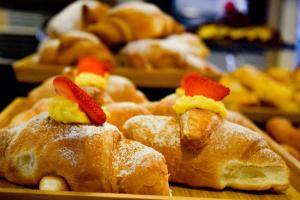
[76,56,113,76]
[53,76,106,125]
[181,72,230,101]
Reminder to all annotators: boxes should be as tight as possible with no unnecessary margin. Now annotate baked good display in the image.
[46,0,110,37]
[266,117,300,160]
[123,73,290,191]
[10,57,148,127]
[118,33,220,76]
[197,2,282,47]
[28,57,148,105]
[37,31,115,65]
[0,76,170,195]
[85,1,184,45]
[221,65,300,113]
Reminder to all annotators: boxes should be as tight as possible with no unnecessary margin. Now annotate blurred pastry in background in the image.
[46,0,110,38]
[231,66,300,113]
[37,31,115,66]
[266,117,300,152]
[219,74,259,109]
[118,33,220,77]
[85,1,184,45]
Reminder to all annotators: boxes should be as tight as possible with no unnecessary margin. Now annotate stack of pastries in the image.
[0,61,291,195]
[33,0,221,77]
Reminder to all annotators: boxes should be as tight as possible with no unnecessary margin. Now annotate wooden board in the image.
[239,106,300,123]
[12,54,219,88]
[0,98,300,199]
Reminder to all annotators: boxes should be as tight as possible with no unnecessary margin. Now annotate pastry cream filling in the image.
[174,89,227,118]
[74,72,108,89]
[49,96,91,124]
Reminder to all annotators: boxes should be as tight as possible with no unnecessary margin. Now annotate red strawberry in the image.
[76,56,113,76]
[53,76,106,125]
[181,72,230,101]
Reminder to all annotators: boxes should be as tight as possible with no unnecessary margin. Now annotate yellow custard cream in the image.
[75,72,108,89]
[49,96,90,124]
[174,91,227,118]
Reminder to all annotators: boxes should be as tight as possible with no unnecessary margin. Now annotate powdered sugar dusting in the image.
[114,140,164,177]
[54,122,120,141]
[124,115,180,148]
[211,121,267,152]
[59,147,77,167]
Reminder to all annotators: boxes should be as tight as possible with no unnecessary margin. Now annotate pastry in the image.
[123,73,289,191]
[266,117,300,151]
[86,1,184,45]
[28,58,148,104]
[231,66,300,112]
[0,76,170,195]
[37,30,115,65]
[219,74,259,109]
[118,33,220,76]
[106,102,151,131]
[144,93,259,132]
[46,0,110,37]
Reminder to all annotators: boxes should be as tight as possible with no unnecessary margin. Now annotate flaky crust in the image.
[106,102,150,131]
[107,75,148,103]
[46,0,109,37]
[118,33,220,75]
[145,94,260,132]
[0,113,169,195]
[38,30,115,65]
[123,109,290,191]
[86,2,184,45]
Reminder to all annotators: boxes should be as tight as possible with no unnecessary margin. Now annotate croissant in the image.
[118,33,220,75]
[86,2,184,45]
[123,109,290,191]
[46,0,110,37]
[106,102,151,131]
[144,94,259,132]
[107,75,148,103]
[28,75,147,105]
[37,30,115,65]
[0,112,170,195]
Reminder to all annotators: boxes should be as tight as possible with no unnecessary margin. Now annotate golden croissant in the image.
[0,112,170,195]
[123,109,289,191]
[37,30,115,65]
[86,1,184,45]
[46,0,110,37]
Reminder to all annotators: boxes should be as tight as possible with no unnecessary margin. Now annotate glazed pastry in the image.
[106,102,151,131]
[219,74,259,109]
[232,66,300,112]
[37,30,115,65]
[46,0,110,37]
[0,113,170,195]
[118,33,220,76]
[86,2,184,45]
[266,117,300,151]
[0,76,170,195]
[123,109,289,191]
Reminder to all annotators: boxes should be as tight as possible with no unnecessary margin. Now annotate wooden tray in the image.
[13,54,218,88]
[238,106,300,123]
[0,98,300,199]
